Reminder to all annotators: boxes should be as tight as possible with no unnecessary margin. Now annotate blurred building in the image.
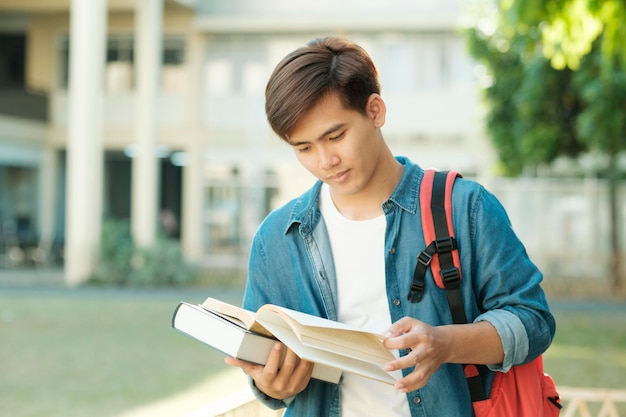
[0,0,492,282]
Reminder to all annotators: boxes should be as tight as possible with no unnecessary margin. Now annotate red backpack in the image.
[408,169,562,417]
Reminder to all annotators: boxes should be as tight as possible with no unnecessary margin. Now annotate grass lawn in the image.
[1,286,624,417]
[544,299,626,389]
[0,286,244,417]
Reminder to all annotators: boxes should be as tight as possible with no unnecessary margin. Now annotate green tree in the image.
[502,0,626,74]
[465,1,626,291]
[466,25,586,176]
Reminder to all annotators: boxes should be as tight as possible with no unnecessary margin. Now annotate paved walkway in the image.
[0,267,65,287]
[118,368,251,417]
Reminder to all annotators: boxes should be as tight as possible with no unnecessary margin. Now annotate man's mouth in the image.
[327,169,349,182]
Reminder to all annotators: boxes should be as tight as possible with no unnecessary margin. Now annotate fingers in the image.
[273,346,314,394]
[386,349,439,393]
[383,317,446,393]
[384,342,429,374]
[383,317,429,351]
[224,343,313,400]
[224,354,267,378]
[264,341,286,378]
[385,316,419,340]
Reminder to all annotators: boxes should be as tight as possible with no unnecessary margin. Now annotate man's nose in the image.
[319,146,340,170]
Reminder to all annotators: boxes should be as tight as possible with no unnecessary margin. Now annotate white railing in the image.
[559,387,626,417]
[197,387,626,417]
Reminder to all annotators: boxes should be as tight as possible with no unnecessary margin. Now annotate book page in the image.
[297,326,394,363]
[256,305,394,363]
[201,297,274,337]
[258,304,375,333]
[200,298,255,328]
[259,317,396,385]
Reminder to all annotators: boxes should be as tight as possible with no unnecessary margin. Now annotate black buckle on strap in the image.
[441,267,461,288]
[435,237,456,253]
[407,280,425,303]
[548,397,563,409]
[416,251,432,267]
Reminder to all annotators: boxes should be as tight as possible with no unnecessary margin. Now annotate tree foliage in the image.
[502,0,626,75]
[574,46,626,158]
[469,0,626,163]
[466,25,586,176]
[465,0,626,290]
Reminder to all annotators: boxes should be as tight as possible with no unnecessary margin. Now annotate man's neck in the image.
[329,154,404,221]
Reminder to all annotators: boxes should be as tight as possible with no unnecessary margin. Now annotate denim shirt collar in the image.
[283,156,422,235]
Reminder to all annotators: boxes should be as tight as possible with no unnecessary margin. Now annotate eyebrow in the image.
[288,123,345,147]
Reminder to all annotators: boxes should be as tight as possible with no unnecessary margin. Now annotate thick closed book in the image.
[171,297,397,385]
[172,302,277,366]
[172,302,342,383]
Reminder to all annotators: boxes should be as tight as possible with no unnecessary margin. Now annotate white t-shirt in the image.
[320,183,410,417]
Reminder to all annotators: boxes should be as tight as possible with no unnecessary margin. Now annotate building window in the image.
[0,34,25,89]
[377,33,473,93]
[0,165,39,267]
[204,36,267,96]
[58,34,186,93]
[203,166,278,255]
[204,167,243,252]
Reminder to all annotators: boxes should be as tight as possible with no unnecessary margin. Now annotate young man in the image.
[225,36,555,417]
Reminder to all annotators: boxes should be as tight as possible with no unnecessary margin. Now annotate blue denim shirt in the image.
[242,156,555,417]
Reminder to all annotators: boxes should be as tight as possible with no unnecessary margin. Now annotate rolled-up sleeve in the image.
[248,379,294,410]
[474,309,528,372]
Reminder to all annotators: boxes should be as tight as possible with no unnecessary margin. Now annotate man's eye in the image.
[329,132,345,141]
[297,146,311,153]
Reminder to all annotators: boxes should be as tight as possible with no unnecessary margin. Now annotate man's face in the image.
[286,93,386,199]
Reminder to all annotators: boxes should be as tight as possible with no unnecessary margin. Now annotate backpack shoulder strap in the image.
[421,170,463,288]
[408,169,462,304]
[410,169,488,402]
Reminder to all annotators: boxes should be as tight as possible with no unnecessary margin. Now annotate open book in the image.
[171,297,397,385]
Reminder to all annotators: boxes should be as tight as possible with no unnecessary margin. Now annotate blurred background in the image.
[0,0,624,416]
[0,0,624,292]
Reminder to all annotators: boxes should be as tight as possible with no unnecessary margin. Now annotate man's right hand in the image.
[224,342,314,400]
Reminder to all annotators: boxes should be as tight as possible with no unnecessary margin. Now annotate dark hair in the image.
[265,36,380,140]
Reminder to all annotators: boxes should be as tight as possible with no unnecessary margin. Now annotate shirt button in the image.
[393,299,401,306]
[413,396,421,404]
[389,247,396,254]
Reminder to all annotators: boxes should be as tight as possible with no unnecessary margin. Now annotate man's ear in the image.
[367,93,386,128]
